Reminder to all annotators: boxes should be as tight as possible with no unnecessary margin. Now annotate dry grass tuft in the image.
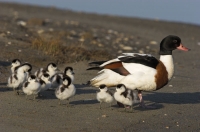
[31,37,61,56]
[31,36,112,64]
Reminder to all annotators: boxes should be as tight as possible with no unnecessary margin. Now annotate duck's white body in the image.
[90,53,173,91]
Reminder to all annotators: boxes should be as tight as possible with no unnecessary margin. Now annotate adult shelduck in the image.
[87,35,190,108]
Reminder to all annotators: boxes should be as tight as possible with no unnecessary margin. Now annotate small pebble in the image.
[122,46,133,51]
[150,41,158,45]
[102,114,108,118]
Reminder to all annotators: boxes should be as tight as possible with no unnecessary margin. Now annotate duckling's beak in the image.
[177,43,190,51]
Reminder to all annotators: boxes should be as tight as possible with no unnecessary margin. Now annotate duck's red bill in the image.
[177,44,190,51]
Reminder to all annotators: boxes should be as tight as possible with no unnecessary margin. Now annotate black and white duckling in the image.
[39,73,51,93]
[10,59,21,74]
[51,66,75,89]
[7,63,32,94]
[96,84,114,109]
[55,76,76,105]
[64,67,75,82]
[35,63,59,79]
[22,75,41,100]
[114,84,136,111]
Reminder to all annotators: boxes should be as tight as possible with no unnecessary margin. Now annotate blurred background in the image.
[1,0,200,25]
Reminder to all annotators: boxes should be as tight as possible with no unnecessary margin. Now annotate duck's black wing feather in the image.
[119,54,159,69]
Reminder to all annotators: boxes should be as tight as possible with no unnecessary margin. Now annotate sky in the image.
[1,0,200,25]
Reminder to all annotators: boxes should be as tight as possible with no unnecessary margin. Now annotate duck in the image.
[96,84,114,109]
[22,75,41,100]
[51,66,75,89]
[7,63,32,95]
[55,76,76,105]
[87,35,190,108]
[10,59,21,74]
[114,84,137,111]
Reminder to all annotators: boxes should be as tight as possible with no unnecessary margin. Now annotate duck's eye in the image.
[173,40,177,43]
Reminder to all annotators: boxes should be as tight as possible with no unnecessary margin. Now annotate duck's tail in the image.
[89,69,124,87]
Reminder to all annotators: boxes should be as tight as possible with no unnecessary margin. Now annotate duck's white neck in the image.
[159,55,174,80]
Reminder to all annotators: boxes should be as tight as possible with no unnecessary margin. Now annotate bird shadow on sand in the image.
[0,84,15,92]
[69,84,98,105]
[132,91,200,111]
[0,61,10,67]
[75,84,98,94]
[137,91,200,110]
[70,99,98,105]
[143,92,200,104]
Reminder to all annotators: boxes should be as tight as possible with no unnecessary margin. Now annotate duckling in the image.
[51,66,74,89]
[22,75,41,100]
[55,76,76,106]
[38,73,51,96]
[10,59,21,74]
[35,63,59,79]
[7,63,32,95]
[114,84,136,111]
[96,84,114,109]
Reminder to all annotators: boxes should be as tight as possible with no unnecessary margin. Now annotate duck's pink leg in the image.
[138,91,156,109]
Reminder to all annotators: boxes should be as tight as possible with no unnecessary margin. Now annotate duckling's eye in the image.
[173,40,177,43]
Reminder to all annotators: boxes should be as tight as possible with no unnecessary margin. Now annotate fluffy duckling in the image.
[22,75,41,100]
[39,73,51,93]
[55,76,76,105]
[51,66,74,89]
[114,84,136,111]
[7,63,32,95]
[64,67,75,82]
[10,59,21,74]
[96,84,114,109]
[35,63,59,79]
